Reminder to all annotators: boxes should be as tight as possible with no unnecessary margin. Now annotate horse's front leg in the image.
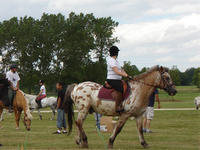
[38,108,42,120]
[108,113,130,149]
[0,108,3,128]
[0,108,3,122]
[136,116,148,148]
[14,109,21,130]
[50,106,56,120]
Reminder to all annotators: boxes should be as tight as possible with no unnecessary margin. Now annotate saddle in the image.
[98,80,131,101]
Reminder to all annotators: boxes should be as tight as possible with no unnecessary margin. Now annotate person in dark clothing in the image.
[143,88,161,133]
[53,82,67,134]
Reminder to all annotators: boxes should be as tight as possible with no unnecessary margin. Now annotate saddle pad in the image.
[98,86,131,101]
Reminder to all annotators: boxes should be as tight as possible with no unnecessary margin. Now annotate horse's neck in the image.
[129,71,161,106]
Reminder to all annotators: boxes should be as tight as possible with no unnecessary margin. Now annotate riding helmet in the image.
[109,46,120,57]
[39,80,45,84]
[10,64,18,69]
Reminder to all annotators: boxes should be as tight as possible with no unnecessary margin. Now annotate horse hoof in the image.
[80,143,88,148]
[107,143,113,149]
[16,127,19,130]
[141,142,149,148]
[75,139,80,146]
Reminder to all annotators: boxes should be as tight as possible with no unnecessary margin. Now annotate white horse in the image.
[24,93,57,120]
[194,96,200,110]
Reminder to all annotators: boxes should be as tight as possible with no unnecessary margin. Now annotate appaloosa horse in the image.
[24,93,57,120]
[63,66,177,149]
[0,90,32,131]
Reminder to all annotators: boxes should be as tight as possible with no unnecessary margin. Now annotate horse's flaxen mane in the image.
[17,90,33,120]
[134,65,160,80]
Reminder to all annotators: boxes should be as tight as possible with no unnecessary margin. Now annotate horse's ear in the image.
[159,66,165,73]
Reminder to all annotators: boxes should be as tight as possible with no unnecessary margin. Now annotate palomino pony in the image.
[63,66,177,149]
[0,90,32,131]
[24,93,57,120]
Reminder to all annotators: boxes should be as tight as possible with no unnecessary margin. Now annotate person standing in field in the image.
[143,88,161,133]
[53,82,67,134]
[6,64,20,113]
[35,80,46,108]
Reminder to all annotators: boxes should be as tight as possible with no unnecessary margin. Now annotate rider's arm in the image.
[155,94,161,109]
[38,89,44,96]
[56,97,61,109]
[16,81,20,90]
[112,67,128,77]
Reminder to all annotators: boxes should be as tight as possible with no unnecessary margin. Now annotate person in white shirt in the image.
[6,64,20,113]
[106,46,129,112]
[35,80,46,108]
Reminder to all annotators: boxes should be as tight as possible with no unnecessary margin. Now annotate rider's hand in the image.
[14,87,18,91]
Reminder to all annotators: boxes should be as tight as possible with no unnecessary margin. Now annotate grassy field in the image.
[0,86,200,150]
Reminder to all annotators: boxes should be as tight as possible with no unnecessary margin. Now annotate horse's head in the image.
[158,66,177,96]
[24,115,32,131]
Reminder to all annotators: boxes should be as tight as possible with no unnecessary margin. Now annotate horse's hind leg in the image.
[108,113,130,149]
[136,116,148,148]
[75,112,89,148]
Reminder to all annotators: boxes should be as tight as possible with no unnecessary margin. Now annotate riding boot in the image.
[111,91,124,113]
[8,89,14,113]
[8,96,14,113]
[38,100,42,108]
[35,100,42,108]
[8,105,13,113]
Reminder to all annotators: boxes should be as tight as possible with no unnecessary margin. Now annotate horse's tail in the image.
[63,83,77,134]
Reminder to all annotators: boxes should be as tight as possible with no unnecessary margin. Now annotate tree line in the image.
[0,12,199,94]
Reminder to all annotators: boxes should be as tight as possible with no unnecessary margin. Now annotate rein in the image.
[128,73,164,88]
[130,78,158,87]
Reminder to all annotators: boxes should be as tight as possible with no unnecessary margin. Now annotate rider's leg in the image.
[35,96,42,108]
[107,80,124,113]
[8,88,15,113]
[111,90,124,112]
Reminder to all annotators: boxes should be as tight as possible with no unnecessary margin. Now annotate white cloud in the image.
[116,13,200,71]
[0,0,200,71]
[189,55,200,63]
[156,56,174,63]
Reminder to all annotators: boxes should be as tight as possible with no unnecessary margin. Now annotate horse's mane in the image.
[134,65,160,80]
[17,90,33,120]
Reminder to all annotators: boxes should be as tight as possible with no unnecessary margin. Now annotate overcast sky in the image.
[1,0,200,71]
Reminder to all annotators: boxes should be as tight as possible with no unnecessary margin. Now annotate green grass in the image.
[155,86,200,108]
[0,110,199,150]
[0,86,199,150]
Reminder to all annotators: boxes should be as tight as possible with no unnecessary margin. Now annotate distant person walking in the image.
[143,88,160,133]
[53,82,67,134]
[35,80,46,108]
[6,64,20,113]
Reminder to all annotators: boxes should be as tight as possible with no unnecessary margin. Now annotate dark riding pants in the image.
[8,88,16,107]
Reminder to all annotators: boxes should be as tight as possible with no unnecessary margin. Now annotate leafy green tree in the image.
[169,66,181,86]
[123,61,140,77]
[92,17,119,63]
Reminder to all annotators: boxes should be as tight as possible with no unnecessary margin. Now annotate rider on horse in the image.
[6,64,20,113]
[35,80,46,108]
[106,46,129,112]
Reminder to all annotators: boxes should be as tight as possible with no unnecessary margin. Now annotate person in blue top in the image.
[143,88,161,133]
